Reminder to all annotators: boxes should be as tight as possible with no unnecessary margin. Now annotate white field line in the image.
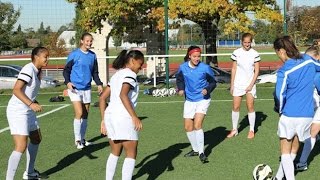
[0,104,70,108]
[138,98,273,104]
[0,104,70,134]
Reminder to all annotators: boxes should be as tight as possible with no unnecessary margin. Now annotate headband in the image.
[188,48,201,56]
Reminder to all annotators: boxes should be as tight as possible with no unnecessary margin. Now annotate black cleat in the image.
[184,150,199,157]
[199,153,209,163]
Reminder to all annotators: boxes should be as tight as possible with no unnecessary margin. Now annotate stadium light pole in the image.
[164,0,169,89]
[283,0,287,35]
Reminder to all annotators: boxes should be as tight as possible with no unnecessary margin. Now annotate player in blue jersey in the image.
[63,32,103,149]
[273,36,320,180]
[295,43,320,172]
[227,33,260,139]
[176,46,216,163]
[6,47,49,180]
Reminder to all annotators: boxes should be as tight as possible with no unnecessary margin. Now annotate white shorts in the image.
[104,111,138,141]
[233,85,257,98]
[312,107,320,123]
[6,108,39,136]
[183,99,211,119]
[68,89,91,104]
[277,115,312,142]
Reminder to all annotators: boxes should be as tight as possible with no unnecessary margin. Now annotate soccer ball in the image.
[152,89,161,97]
[168,88,176,96]
[160,88,169,97]
[252,164,273,180]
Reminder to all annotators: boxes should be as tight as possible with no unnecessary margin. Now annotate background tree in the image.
[0,2,20,51]
[168,0,283,66]
[66,0,282,66]
[46,32,68,57]
[10,25,28,49]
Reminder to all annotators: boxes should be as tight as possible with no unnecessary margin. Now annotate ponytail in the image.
[113,50,144,69]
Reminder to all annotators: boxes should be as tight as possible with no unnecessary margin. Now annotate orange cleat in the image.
[247,131,255,139]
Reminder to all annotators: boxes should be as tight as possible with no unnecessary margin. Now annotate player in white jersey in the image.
[227,33,260,139]
[6,47,49,180]
[99,50,144,180]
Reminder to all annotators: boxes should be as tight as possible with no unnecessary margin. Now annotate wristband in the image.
[28,102,33,106]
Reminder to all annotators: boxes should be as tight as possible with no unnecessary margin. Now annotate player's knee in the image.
[15,144,27,153]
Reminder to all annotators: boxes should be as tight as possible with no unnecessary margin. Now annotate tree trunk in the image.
[198,16,220,67]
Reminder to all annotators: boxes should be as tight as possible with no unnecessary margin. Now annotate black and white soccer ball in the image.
[168,88,176,96]
[252,164,273,180]
[159,88,169,97]
[152,89,161,97]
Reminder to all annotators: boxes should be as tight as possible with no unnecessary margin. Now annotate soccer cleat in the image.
[295,163,308,171]
[199,153,209,163]
[76,141,84,149]
[23,169,41,180]
[227,129,238,138]
[82,139,93,146]
[247,131,255,139]
[184,150,199,157]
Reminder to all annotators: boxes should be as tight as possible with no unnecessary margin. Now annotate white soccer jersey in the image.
[231,48,260,88]
[106,68,139,117]
[7,62,41,109]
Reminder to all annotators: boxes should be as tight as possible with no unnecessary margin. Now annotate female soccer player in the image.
[227,33,260,139]
[99,50,144,180]
[176,46,216,163]
[6,47,49,180]
[63,32,103,149]
[295,44,320,171]
[273,36,320,180]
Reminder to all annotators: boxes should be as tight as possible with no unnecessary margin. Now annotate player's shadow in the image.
[42,135,109,177]
[237,111,268,135]
[132,143,189,180]
[204,126,229,157]
[139,116,148,121]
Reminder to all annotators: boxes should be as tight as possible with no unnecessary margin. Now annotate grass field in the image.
[1,84,320,180]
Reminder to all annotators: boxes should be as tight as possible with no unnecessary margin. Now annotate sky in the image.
[276,0,320,10]
[2,0,319,32]
[2,0,75,31]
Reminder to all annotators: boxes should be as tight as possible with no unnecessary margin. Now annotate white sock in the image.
[122,158,135,180]
[248,112,255,132]
[106,153,119,180]
[195,129,204,154]
[311,137,316,149]
[275,153,296,179]
[281,154,295,180]
[300,137,312,165]
[6,151,22,180]
[186,131,198,152]
[291,153,297,163]
[231,111,239,130]
[81,118,88,142]
[73,119,82,142]
[26,143,39,173]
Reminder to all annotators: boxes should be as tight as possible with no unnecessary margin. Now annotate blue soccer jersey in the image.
[176,61,216,102]
[274,54,320,117]
[63,48,102,90]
